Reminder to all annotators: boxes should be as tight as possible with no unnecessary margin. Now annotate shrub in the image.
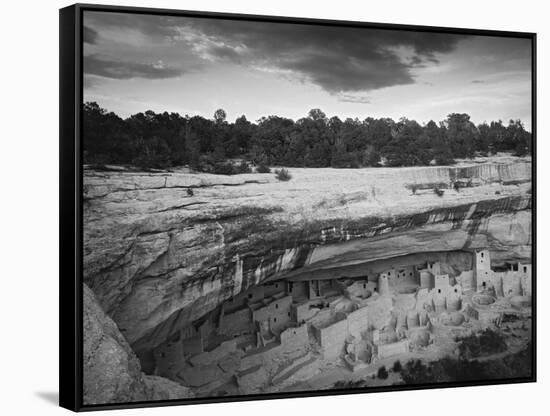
[453,179,473,192]
[236,161,252,173]
[434,187,445,197]
[333,379,366,389]
[406,184,419,195]
[434,154,455,166]
[400,345,532,385]
[186,188,194,196]
[212,161,238,175]
[194,155,253,175]
[392,360,402,373]
[455,328,507,359]
[377,366,389,379]
[256,163,271,173]
[275,168,292,181]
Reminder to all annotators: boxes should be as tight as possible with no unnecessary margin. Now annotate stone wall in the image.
[189,340,237,366]
[280,324,309,352]
[480,266,531,298]
[347,306,370,339]
[364,296,393,329]
[520,263,532,296]
[377,339,409,359]
[499,271,523,296]
[313,304,371,359]
[252,295,293,332]
[288,280,308,300]
[435,274,450,293]
[264,281,286,297]
[220,307,252,336]
[292,302,319,323]
[457,270,475,291]
[225,285,265,313]
[315,318,348,359]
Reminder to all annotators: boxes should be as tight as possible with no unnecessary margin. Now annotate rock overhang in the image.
[82,159,532,354]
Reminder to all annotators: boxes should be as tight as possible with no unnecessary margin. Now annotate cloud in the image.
[83,25,98,44]
[84,12,466,94]
[84,11,181,39]
[83,55,184,80]
[337,93,371,104]
[83,11,474,95]
[182,19,467,93]
[205,44,243,62]
[83,75,100,89]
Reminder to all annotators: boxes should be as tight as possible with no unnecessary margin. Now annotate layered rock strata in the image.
[82,158,532,356]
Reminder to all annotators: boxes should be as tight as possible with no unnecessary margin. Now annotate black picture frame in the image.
[60,3,537,412]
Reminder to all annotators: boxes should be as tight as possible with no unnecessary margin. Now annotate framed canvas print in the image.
[59,3,536,411]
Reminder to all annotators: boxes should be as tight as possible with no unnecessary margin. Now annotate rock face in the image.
[83,157,532,356]
[83,284,191,405]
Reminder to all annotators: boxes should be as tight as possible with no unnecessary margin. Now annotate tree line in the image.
[83,102,531,173]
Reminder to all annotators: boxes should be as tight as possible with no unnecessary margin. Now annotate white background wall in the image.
[0,0,547,414]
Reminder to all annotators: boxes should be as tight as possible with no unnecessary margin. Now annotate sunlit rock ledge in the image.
[82,156,531,354]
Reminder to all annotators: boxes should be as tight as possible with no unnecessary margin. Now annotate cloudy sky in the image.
[83,11,532,130]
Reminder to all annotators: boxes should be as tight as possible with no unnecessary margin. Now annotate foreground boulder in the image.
[83,284,192,405]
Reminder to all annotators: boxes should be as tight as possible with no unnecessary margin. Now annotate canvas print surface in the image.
[81,10,533,406]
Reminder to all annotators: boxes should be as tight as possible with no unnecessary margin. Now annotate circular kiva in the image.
[449,312,465,326]
[409,328,431,347]
[472,293,496,306]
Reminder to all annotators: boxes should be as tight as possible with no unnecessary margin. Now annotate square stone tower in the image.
[475,249,491,291]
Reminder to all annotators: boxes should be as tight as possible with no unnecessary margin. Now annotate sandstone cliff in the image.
[82,156,531,356]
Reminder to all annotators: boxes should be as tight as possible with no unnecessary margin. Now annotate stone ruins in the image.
[149,249,532,396]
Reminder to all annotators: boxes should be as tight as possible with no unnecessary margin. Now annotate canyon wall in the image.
[83,158,532,355]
